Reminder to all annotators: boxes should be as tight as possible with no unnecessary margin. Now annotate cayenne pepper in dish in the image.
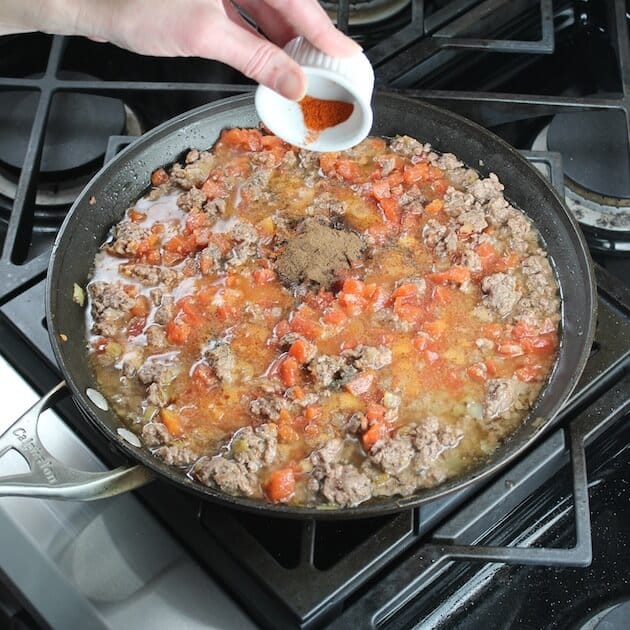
[300,95,354,141]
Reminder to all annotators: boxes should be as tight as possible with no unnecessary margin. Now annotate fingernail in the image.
[275,70,306,101]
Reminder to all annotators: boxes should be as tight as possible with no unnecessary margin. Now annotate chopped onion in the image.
[467,402,483,420]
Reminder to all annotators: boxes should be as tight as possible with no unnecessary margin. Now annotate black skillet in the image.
[0,93,596,518]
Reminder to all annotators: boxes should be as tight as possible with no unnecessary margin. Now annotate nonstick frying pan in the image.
[0,93,596,518]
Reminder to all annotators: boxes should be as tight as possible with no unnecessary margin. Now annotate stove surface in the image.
[1,1,630,629]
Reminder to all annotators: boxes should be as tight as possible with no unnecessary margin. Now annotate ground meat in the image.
[147,383,168,406]
[249,396,287,420]
[398,185,426,212]
[484,378,521,419]
[88,281,136,336]
[232,221,259,245]
[482,272,522,318]
[443,188,475,217]
[192,457,259,496]
[521,255,555,295]
[154,296,175,325]
[312,192,346,215]
[448,167,480,189]
[422,220,458,258]
[410,416,463,471]
[434,153,463,171]
[469,173,504,204]
[390,135,430,158]
[230,424,278,472]
[205,344,235,383]
[199,244,222,274]
[141,422,170,447]
[461,249,482,273]
[375,154,398,176]
[310,438,343,472]
[119,263,181,289]
[458,208,488,234]
[153,445,196,466]
[150,288,163,306]
[370,435,414,475]
[320,464,372,507]
[176,187,206,213]
[107,222,150,257]
[308,354,356,389]
[185,149,200,164]
[342,345,392,370]
[145,324,167,349]
[169,163,194,190]
[137,360,176,387]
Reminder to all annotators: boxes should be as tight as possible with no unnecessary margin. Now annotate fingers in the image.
[262,0,361,56]
[234,0,296,46]
[199,17,307,100]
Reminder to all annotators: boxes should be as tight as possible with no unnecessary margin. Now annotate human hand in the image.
[0,0,360,100]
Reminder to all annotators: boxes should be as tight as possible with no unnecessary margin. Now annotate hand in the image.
[0,0,360,100]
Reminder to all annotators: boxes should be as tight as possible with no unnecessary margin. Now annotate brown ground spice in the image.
[276,222,363,289]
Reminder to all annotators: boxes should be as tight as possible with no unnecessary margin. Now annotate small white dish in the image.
[255,37,374,152]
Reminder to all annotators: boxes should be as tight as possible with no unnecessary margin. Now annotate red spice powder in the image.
[299,95,354,141]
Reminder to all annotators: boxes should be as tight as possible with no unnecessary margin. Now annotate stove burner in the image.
[579,600,630,630]
[532,122,630,254]
[322,0,410,25]
[0,71,126,177]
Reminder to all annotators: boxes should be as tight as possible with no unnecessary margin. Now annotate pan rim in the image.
[46,92,597,519]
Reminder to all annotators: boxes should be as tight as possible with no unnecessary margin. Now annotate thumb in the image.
[204,19,307,100]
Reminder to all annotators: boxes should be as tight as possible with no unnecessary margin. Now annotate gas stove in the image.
[1,1,629,629]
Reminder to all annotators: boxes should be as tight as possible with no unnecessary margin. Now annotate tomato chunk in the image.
[265,468,296,503]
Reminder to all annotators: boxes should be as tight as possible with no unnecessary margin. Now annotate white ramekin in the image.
[255,36,374,152]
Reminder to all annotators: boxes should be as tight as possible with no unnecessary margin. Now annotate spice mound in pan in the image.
[84,128,561,508]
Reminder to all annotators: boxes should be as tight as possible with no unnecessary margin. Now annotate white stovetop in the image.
[0,353,255,630]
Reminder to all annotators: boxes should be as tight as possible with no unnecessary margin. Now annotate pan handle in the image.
[0,382,154,500]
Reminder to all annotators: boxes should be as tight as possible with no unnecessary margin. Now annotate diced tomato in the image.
[423,349,439,364]
[150,167,169,187]
[278,423,299,443]
[423,319,447,338]
[390,283,417,300]
[372,180,391,201]
[323,307,348,325]
[425,199,444,215]
[493,253,520,272]
[362,423,386,451]
[369,286,389,311]
[433,285,453,304]
[343,371,375,396]
[288,338,314,364]
[485,359,498,376]
[166,319,191,345]
[279,356,300,387]
[318,153,338,174]
[304,422,320,439]
[338,292,368,316]
[201,178,225,199]
[476,242,497,259]
[428,266,470,285]
[179,296,204,325]
[160,409,183,436]
[497,343,525,357]
[192,363,215,389]
[335,159,362,182]
[511,320,538,339]
[522,334,557,355]
[185,211,207,232]
[130,295,150,318]
[304,405,322,422]
[128,209,146,222]
[380,197,400,222]
[366,403,386,423]
[253,268,276,285]
[484,323,503,339]
[403,162,430,183]
[394,300,426,323]
[291,386,305,401]
[467,363,488,383]
[127,316,146,337]
[274,320,291,339]
[163,234,197,256]
[515,365,541,383]
[220,128,263,151]
[342,278,365,295]
[290,313,323,340]
[413,333,429,352]
[265,468,295,503]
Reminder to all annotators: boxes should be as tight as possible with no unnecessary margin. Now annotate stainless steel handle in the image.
[0,382,154,500]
